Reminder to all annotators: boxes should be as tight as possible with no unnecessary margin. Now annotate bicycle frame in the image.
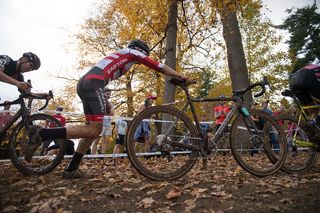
[294,105,320,148]
[165,80,264,155]
[183,92,239,141]
[282,90,320,148]
[0,92,50,142]
[0,98,29,141]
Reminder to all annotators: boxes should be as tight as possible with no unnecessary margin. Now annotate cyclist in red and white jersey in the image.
[27,39,193,178]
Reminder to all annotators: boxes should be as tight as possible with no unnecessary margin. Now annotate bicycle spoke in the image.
[126,106,199,181]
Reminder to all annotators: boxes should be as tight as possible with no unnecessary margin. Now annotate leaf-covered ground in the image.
[0,155,320,213]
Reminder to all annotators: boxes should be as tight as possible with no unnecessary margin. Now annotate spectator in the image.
[273,105,285,117]
[199,115,211,137]
[113,113,128,154]
[0,101,12,130]
[134,92,157,152]
[213,94,230,154]
[288,106,297,117]
[51,106,66,127]
[213,94,230,131]
[261,100,280,152]
[91,88,114,154]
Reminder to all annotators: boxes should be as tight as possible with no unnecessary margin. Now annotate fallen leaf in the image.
[141,197,155,208]
[166,186,182,199]
[184,199,196,211]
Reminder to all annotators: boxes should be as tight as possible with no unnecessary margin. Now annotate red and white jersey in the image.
[84,48,164,81]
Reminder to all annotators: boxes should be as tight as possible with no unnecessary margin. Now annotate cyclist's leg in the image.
[63,78,107,177]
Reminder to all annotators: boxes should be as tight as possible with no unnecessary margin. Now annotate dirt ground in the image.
[0,155,320,213]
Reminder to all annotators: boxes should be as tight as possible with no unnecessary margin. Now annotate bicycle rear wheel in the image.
[230,110,287,177]
[126,105,199,181]
[276,114,317,173]
[9,114,66,175]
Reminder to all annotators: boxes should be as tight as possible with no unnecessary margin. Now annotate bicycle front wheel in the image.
[9,113,66,175]
[230,110,287,177]
[126,105,199,181]
[276,114,317,173]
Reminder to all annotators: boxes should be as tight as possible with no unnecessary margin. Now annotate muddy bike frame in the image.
[162,77,270,155]
[0,91,52,142]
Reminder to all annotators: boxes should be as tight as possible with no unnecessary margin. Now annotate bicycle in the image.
[0,91,66,175]
[125,77,287,181]
[276,89,319,173]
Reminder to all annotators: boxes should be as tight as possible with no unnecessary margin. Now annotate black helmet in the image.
[128,39,150,56]
[22,52,41,70]
[56,106,63,111]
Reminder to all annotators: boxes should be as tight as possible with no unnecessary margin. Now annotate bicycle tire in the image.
[126,105,198,181]
[276,114,317,173]
[229,109,287,177]
[9,113,66,175]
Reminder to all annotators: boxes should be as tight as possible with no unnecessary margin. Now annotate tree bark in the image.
[163,0,178,104]
[220,6,252,104]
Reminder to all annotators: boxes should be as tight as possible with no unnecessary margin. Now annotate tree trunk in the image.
[220,7,252,104]
[163,0,178,104]
[125,75,134,117]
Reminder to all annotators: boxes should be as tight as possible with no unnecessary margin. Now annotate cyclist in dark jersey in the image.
[28,39,193,178]
[0,52,41,92]
[289,64,320,105]
[289,64,320,128]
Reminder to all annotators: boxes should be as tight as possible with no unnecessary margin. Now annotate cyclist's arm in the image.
[160,64,192,82]
[0,69,31,92]
[131,52,192,83]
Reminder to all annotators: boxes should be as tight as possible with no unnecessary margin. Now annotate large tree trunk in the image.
[220,6,252,104]
[163,0,178,104]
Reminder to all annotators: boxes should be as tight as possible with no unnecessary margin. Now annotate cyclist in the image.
[289,64,320,105]
[289,64,320,126]
[0,52,41,92]
[27,39,193,178]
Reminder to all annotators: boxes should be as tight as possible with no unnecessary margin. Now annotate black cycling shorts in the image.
[289,69,320,105]
[77,76,107,122]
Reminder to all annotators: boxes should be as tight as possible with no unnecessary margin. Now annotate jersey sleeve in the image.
[129,49,164,71]
[0,55,12,70]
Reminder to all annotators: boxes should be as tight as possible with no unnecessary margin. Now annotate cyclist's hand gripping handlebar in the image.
[170,77,196,88]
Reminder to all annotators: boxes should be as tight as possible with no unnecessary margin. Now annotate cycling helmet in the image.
[128,39,150,56]
[56,106,64,111]
[22,52,41,70]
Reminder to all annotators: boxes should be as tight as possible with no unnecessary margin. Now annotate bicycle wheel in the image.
[230,109,287,177]
[126,105,199,181]
[9,113,66,175]
[276,114,317,173]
